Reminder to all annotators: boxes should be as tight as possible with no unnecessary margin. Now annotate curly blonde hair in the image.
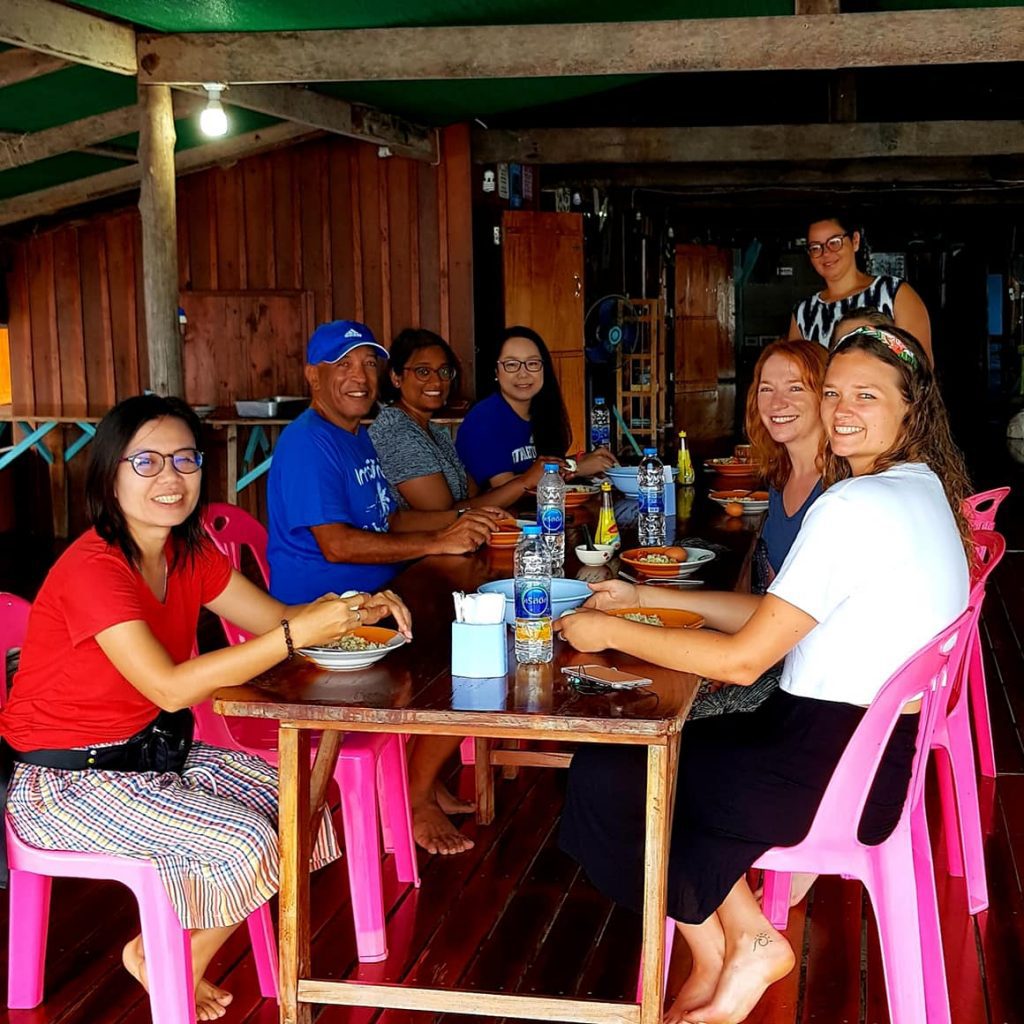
[744,339,828,491]
[822,325,974,558]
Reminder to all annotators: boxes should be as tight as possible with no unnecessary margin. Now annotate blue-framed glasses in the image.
[121,448,204,477]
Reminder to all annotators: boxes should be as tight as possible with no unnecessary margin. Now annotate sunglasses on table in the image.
[404,365,457,381]
[498,358,544,374]
[121,448,204,477]
[806,233,850,258]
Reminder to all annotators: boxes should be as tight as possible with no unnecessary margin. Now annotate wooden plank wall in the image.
[4,123,474,419]
[1,124,474,535]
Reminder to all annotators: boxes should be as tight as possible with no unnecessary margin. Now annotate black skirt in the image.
[559,688,918,924]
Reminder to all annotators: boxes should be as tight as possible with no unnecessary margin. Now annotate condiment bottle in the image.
[677,430,696,485]
[595,481,620,550]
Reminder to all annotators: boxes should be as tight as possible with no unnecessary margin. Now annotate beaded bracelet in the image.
[281,618,295,658]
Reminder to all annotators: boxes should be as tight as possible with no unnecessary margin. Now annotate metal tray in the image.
[234,396,310,419]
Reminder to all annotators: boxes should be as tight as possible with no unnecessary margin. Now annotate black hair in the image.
[86,394,207,569]
[806,208,868,271]
[381,327,461,403]
[496,326,571,456]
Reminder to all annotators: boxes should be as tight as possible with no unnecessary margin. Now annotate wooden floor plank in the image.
[798,876,862,1024]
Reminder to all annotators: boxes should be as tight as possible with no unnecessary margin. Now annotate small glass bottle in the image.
[677,430,696,485]
[595,481,620,549]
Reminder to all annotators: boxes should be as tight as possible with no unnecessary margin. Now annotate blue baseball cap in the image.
[306,320,389,365]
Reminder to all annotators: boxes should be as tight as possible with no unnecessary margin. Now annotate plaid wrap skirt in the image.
[6,742,341,930]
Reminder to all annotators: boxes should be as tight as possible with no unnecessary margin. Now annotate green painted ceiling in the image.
[2,1,1022,208]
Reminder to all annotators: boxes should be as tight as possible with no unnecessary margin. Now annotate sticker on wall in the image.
[555,188,571,212]
[498,163,510,199]
[482,168,496,193]
[522,165,534,202]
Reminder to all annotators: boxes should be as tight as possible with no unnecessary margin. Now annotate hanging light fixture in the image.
[199,83,228,137]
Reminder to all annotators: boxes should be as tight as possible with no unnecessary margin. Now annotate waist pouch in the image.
[0,709,194,886]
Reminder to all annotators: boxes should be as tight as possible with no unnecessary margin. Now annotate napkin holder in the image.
[452,674,508,711]
[451,621,508,678]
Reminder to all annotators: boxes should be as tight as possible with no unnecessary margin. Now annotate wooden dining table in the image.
[214,492,761,1024]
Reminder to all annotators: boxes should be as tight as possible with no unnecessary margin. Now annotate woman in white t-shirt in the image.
[556,325,971,1024]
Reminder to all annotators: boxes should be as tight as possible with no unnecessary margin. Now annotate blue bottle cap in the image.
[643,447,657,456]
[595,397,605,405]
[522,525,541,536]
[544,463,560,471]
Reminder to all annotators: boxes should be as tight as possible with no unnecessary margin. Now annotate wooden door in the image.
[180,290,314,407]
[673,245,735,447]
[502,211,585,449]
[674,245,733,392]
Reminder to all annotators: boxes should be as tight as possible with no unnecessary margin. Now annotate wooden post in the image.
[137,83,183,397]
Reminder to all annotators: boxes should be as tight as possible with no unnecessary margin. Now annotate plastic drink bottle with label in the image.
[537,462,566,570]
[595,481,621,549]
[514,525,553,664]
[637,448,666,547]
[590,397,611,449]
[677,429,696,485]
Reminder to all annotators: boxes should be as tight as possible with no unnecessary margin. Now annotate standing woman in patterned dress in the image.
[0,394,410,1020]
[787,211,932,359]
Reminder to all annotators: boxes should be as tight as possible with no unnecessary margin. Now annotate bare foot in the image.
[665,959,724,1023]
[435,778,475,816]
[412,796,475,855]
[123,935,233,1020]
[195,978,233,1020]
[754,872,818,909]
[122,936,148,991]
[683,928,795,1024]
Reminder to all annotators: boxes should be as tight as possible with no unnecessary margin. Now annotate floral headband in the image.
[834,326,919,370]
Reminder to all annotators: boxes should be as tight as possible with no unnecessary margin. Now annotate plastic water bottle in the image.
[637,447,666,547]
[590,397,610,449]
[537,462,566,570]
[514,525,553,664]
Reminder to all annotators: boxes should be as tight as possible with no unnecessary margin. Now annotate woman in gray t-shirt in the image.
[369,329,545,511]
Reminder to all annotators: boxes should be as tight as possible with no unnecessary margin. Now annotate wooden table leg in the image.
[474,737,495,825]
[638,738,677,1024]
[308,730,342,835]
[279,725,313,1024]
[226,424,238,505]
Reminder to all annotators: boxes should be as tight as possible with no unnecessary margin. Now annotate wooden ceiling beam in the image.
[0,0,136,75]
[137,8,1024,84]
[0,93,200,172]
[179,83,437,162]
[543,157,1024,189]
[472,121,1024,165]
[0,47,69,88]
[0,121,316,228]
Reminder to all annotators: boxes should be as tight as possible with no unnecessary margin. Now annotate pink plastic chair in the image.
[753,610,973,1024]
[641,613,973,1023]
[961,489,1010,777]
[931,531,1005,915]
[962,487,1010,531]
[6,819,278,1022]
[0,591,31,707]
[200,503,420,962]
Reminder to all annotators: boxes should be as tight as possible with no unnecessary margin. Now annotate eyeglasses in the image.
[498,358,544,374]
[121,448,204,477]
[404,365,457,381]
[806,233,850,259]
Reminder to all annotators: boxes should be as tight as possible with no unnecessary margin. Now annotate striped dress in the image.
[793,275,902,349]
[8,744,341,929]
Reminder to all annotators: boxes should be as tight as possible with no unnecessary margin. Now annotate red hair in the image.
[743,339,828,491]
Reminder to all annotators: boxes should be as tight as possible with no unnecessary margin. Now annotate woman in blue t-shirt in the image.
[456,326,616,491]
[747,337,829,593]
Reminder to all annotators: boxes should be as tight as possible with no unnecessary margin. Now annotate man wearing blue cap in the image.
[267,320,500,854]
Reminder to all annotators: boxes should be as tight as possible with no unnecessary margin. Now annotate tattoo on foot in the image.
[753,932,773,953]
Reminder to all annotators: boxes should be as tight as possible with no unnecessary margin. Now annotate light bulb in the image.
[199,84,228,137]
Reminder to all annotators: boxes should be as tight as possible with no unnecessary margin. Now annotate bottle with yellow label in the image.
[595,481,621,549]
[677,430,696,485]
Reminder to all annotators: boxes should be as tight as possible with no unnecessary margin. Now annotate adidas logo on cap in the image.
[344,328,362,338]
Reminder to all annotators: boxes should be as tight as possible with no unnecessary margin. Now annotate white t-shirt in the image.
[768,463,969,706]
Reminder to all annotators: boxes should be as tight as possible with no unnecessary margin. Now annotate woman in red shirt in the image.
[0,394,410,1021]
